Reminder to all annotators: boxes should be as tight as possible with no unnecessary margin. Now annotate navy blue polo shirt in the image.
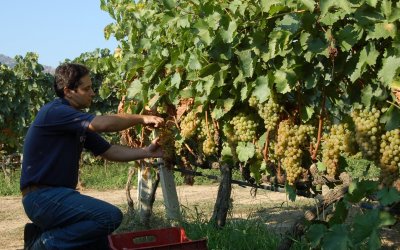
[20,98,111,190]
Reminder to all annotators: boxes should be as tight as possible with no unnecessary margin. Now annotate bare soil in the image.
[0,184,398,250]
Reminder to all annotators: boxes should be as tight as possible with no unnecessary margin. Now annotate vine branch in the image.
[312,93,326,161]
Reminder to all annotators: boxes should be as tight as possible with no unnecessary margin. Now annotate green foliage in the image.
[0,53,54,154]
[301,179,399,249]
[99,0,400,177]
[341,155,381,180]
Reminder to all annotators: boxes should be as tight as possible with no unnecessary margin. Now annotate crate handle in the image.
[133,235,157,244]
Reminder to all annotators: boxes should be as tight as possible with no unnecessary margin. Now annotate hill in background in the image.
[0,53,55,74]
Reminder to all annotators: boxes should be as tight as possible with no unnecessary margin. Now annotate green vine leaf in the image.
[378,56,400,87]
[236,50,254,78]
[127,79,143,99]
[220,20,237,44]
[381,105,400,131]
[336,25,363,51]
[300,0,316,12]
[320,0,352,16]
[350,43,379,82]
[300,105,315,122]
[377,187,400,206]
[188,53,202,70]
[275,69,296,94]
[194,20,212,45]
[236,142,255,162]
[361,85,373,106]
[252,76,271,103]
[285,184,297,201]
[351,209,380,245]
[163,0,176,10]
[346,180,379,203]
[306,224,327,248]
[366,22,397,40]
[322,224,351,250]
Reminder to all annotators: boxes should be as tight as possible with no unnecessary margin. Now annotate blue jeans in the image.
[22,187,123,250]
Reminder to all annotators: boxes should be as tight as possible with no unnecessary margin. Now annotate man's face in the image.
[393,88,400,104]
[65,74,95,109]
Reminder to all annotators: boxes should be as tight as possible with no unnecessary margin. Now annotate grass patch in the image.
[0,170,21,196]
[0,162,243,195]
[80,162,242,190]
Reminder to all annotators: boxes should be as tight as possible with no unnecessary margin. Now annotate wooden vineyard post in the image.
[137,163,159,227]
[211,163,232,227]
[158,159,181,222]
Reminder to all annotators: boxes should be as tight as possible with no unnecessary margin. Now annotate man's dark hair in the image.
[54,63,90,97]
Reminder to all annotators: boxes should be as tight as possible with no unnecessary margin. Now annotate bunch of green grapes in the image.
[258,98,283,131]
[180,111,199,138]
[197,119,215,141]
[223,123,238,143]
[230,113,258,142]
[203,136,218,156]
[158,127,176,168]
[248,96,259,108]
[222,124,239,162]
[156,105,166,114]
[351,107,381,160]
[379,129,400,185]
[321,123,354,177]
[275,121,314,185]
[275,120,291,157]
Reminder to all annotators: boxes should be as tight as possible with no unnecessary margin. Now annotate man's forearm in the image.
[89,114,144,132]
[101,145,152,162]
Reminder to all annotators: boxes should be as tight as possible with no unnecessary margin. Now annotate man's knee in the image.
[101,206,123,232]
[110,207,123,229]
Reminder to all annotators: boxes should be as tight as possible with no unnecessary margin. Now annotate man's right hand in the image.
[146,138,164,158]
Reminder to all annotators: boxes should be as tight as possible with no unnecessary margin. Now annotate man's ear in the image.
[63,87,73,98]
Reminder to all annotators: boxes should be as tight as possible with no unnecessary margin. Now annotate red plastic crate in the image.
[108,227,208,250]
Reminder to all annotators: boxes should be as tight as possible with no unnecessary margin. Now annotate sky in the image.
[0,1,119,68]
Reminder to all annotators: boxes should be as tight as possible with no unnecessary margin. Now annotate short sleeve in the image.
[84,131,111,156]
[34,100,95,134]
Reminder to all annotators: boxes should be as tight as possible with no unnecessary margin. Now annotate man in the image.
[20,63,164,250]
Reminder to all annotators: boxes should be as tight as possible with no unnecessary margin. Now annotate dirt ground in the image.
[1,184,399,250]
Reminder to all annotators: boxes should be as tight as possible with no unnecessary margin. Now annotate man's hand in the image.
[145,138,164,158]
[143,115,164,128]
